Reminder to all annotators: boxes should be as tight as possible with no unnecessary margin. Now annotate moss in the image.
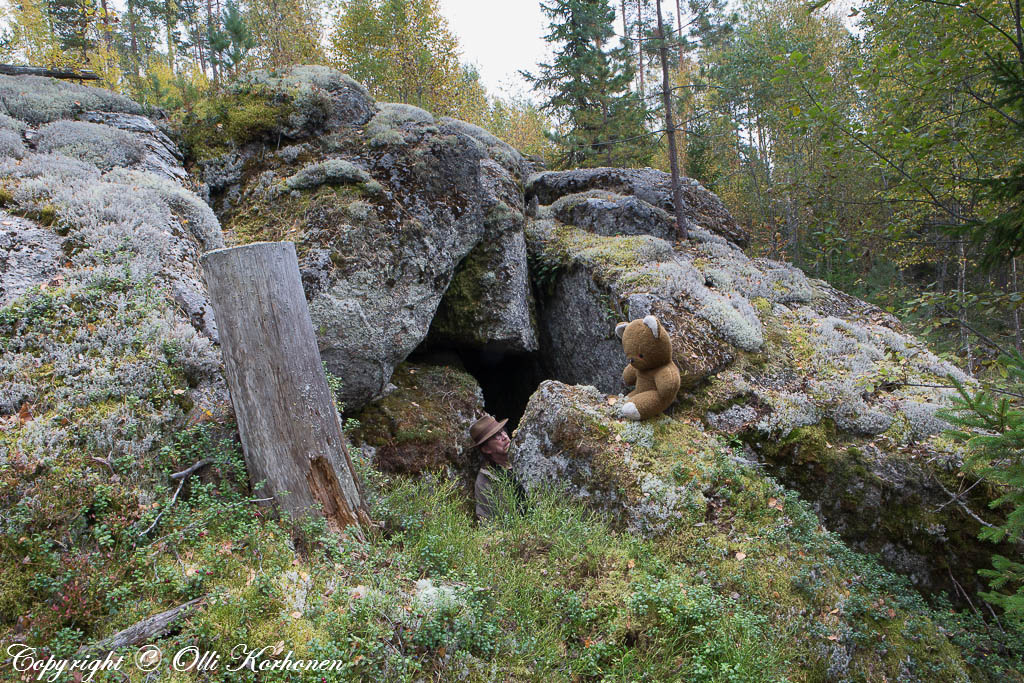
[752,296,772,317]
[178,87,296,161]
[430,244,494,345]
[225,183,367,252]
[352,362,482,484]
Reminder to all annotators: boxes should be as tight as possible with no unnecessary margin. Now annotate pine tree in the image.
[524,0,655,169]
[940,351,1024,623]
[208,0,253,77]
[46,0,98,61]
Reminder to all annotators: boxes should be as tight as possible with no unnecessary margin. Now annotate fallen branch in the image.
[933,477,995,529]
[0,64,100,80]
[76,597,206,655]
[138,459,212,537]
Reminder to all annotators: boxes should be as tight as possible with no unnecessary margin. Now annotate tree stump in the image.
[201,241,369,532]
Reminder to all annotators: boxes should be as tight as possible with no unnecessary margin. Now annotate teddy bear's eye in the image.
[638,354,644,358]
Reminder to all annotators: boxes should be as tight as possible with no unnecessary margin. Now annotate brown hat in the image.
[470,414,508,448]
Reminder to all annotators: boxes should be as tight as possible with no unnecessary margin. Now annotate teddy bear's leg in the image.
[619,401,641,420]
[629,390,670,420]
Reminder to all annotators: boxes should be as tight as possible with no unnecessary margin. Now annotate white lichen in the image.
[36,120,146,171]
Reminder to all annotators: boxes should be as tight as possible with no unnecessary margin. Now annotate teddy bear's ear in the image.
[643,315,659,338]
[615,322,628,339]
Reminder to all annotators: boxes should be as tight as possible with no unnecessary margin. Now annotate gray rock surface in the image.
[526,167,750,247]
[198,68,538,408]
[78,111,187,181]
[0,210,62,306]
[240,66,377,134]
[511,380,704,535]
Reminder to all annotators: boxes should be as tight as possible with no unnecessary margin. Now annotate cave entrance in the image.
[408,345,548,432]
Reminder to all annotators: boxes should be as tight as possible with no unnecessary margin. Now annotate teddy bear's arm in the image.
[622,363,637,387]
[654,363,681,399]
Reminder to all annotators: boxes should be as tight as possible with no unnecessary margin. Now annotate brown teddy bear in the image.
[615,315,681,420]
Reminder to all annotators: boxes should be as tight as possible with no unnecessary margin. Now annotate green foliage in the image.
[524,0,657,169]
[177,82,292,158]
[953,52,1024,270]
[941,352,1024,623]
[207,0,256,77]
[328,0,467,116]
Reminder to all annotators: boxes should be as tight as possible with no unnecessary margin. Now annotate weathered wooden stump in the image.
[201,241,369,532]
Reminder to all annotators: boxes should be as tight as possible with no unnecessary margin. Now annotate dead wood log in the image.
[0,64,101,80]
[200,241,369,534]
[76,597,205,655]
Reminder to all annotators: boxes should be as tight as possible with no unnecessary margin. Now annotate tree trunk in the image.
[77,598,206,655]
[201,242,369,535]
[655,0,688,241]
[675,0,684,69]
[0,64,100,80]
[637,0,645,96]
[206,0,218,83]
[1014,257,1022,353]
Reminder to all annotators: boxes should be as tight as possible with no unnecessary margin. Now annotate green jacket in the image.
[475,466,502,521]
[475,465,525,521]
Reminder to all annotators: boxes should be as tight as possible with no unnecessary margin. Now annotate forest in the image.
[6,0,1024,370]
[3,0,1024,678]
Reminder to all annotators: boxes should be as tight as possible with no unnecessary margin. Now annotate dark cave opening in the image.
[408,345,550,432]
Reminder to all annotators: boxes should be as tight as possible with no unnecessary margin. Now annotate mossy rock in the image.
[753,419,1015,601]
[352,362,485,495]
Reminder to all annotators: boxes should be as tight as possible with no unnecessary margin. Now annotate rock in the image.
[197,69,536,408]
[544,189,677,241]
[78,111,187,181]
[520,158,1022,601]
[527,219,745,394]
[352,362,485,497]
[427,154,538,353]
[526,167,750,246]
[0,210,63,307]
[0,75,142,124]
[0,75,228,478]
[428,229,538,352]
[511,380,705,535]
[239,65,376,135]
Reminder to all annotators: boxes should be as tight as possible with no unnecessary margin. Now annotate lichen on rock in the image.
[352,361,485,499]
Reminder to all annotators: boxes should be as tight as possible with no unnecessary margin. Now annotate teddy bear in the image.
[614,315,681,420]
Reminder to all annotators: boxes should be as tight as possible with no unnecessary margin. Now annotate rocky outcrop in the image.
[522,167,1016,600]
[0,69,1012,615]
[0,210,62,307]
[508,379,973,678]
[0,77,227,436]
[526,167,750,247]
[193,68,538,409]
[352,361,485,498]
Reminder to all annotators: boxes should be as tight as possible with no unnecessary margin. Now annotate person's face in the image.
[480,429,510,459]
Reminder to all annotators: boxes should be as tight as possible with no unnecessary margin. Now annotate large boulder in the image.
[425,122,539,353]
[192,67,538,409]
[507,379,974,678]
[527,219,748,394]
[526,167,750,247]
[524,168,1017,600]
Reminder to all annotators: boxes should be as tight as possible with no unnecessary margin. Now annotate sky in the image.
[435,0,552,100]
[435,0,862,101]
